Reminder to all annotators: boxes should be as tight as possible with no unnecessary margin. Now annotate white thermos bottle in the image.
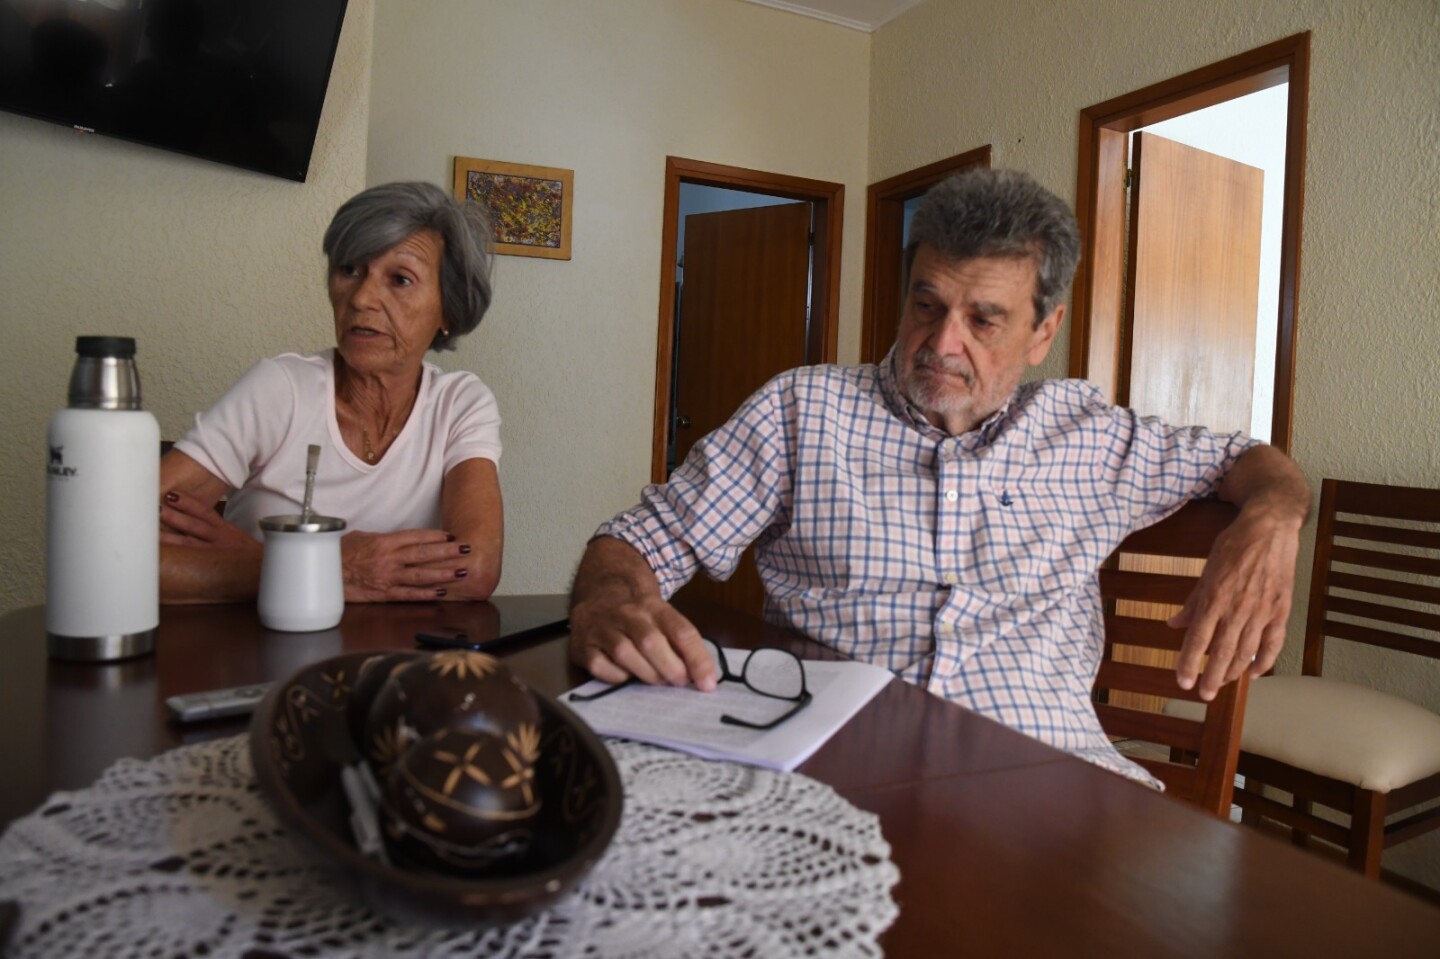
[46,336,160,661]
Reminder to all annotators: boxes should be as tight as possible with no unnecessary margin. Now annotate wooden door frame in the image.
[652,156,844,482]
[1068,32,1309,453]
[859,146,991,363]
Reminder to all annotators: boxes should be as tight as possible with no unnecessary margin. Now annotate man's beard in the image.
[900,346,976,416]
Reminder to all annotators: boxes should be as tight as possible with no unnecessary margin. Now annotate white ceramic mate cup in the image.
[257,514,346,632]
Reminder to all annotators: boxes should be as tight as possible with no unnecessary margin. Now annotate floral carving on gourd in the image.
[427,650,501,682]
[501,723,541,804]
[370,720,414,768]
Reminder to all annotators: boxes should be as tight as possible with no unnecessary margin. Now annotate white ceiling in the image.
[740,0,926,32]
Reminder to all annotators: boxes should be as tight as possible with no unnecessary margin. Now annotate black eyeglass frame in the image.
[567,641,813,731]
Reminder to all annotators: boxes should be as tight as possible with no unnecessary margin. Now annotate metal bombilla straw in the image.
[300,444,320,524]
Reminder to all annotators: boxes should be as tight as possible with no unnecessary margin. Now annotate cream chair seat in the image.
[1167,676,1440,792]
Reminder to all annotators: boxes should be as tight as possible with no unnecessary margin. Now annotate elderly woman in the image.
[159,181,502,603]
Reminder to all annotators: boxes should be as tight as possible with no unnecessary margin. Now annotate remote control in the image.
[166,683,274,723]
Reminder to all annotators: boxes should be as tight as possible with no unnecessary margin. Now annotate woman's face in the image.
[330,228,446,380]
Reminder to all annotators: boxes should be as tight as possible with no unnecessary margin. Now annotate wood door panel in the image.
[672,201,811,615]
[1125,132,1263,434]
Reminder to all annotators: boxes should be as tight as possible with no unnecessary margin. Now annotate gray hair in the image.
[322,181,494,351]
[904,168,1080,327]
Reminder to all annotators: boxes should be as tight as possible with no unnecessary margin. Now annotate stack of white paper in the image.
[562,648,893,771]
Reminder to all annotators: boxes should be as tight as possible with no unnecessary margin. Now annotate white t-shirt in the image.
[174,350,502,540]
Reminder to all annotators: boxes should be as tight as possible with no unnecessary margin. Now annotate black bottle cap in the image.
[75,336,137,359]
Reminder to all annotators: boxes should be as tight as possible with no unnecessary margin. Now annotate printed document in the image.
[562,647,892,771]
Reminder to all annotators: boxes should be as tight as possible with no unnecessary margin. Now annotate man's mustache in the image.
[912,348,973,385]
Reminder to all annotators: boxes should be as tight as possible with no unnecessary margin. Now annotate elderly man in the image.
[569,168,1308,779]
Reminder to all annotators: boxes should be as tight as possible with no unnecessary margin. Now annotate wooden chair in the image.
[1093,497,1248,817]
[1229,478,1440,877]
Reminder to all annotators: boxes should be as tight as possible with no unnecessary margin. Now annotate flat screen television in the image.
[0,0,350,182]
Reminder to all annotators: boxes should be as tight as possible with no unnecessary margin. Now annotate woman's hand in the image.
[160,489,257,552]
[341,529,476,602]
[159,451,263,604]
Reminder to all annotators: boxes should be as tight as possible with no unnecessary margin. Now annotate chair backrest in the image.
[1303,478,1440,676]
[1093,497,1247,816]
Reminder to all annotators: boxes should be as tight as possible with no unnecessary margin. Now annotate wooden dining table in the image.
[2,596,1437,956]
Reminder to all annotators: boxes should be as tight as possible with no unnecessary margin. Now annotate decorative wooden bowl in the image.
[249,651,622,926]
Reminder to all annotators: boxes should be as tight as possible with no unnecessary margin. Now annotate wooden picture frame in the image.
[452,157,573,260]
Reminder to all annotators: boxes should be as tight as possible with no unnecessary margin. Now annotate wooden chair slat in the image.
[1328,543,1440,579]
[1101,615,1187,651]
[1326,570,1440,606]
[1323,595,1440,633]
[1332,518,1440,552]
[1322,616,1440,659]
[1095,703,1204,753]
[1098,569,1197,605]
[1332,479,1440,523]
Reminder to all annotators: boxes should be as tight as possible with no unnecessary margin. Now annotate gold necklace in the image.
[361,427,379,463]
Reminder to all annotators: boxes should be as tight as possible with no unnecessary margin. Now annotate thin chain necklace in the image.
[337,363,417,465]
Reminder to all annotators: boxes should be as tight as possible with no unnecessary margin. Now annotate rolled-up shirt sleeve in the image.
[596,379,795,599]
[1102,403,1259,528]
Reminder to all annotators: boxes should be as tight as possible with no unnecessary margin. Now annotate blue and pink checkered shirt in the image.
[597,352,1257,781]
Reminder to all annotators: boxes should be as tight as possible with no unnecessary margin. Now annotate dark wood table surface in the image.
[2,597,1437,956]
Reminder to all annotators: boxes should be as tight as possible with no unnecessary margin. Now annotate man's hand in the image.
[1171,446,1310,700]
[569,537,718,691]
[1170,507,1300,699]
[341,529,473,602]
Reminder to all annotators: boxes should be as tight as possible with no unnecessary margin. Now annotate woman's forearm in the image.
[437,457,504,601]
[160,544,262,604]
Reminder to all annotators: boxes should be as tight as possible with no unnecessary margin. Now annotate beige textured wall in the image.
[872,0,1440,887]
[365,0,871,596]
[0,1,374,616]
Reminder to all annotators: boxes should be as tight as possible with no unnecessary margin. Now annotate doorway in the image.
[1069,32,1310,453]
[652,157,844,614]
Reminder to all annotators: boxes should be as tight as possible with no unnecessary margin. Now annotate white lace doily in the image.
[0,736,898,958]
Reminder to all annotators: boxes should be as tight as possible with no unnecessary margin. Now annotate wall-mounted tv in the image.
[0,0,350,182]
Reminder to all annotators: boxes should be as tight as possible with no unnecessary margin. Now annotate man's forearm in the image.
[569,536,664,610]
[1216,445,1311,525]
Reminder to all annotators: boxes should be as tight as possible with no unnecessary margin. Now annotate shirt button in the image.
[943,489,958,503]
[942,572,958,585]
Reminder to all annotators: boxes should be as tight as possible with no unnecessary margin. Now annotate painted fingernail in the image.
[454,569,468,579]
[445,533,456,542]
[435,588,447,597]
[165,491,179,503]
[458,545,472,555]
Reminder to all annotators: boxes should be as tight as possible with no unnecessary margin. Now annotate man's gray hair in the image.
[322,181,494,351]
[904,168,1081,327]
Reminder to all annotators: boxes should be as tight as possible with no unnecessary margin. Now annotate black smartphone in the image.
[415,595,570,653]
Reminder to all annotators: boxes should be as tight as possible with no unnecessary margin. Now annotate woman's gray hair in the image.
[322,181,494,351]
[904,169,1081,327]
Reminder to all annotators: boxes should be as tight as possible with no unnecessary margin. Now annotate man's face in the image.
[895,245,1063,436]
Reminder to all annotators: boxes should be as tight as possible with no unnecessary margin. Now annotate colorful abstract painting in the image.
[453,158,573,259]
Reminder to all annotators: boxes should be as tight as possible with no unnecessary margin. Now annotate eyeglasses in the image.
[568,639,813,731]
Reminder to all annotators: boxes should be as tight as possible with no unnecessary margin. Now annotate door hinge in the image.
[1124,167,1135,189]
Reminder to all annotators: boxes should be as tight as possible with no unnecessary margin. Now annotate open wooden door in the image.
[670,201,812,615]
[1122,132,1263,430]
[1112,132,1265,712]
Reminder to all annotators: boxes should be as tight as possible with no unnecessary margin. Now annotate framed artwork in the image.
[452,156,573,260]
